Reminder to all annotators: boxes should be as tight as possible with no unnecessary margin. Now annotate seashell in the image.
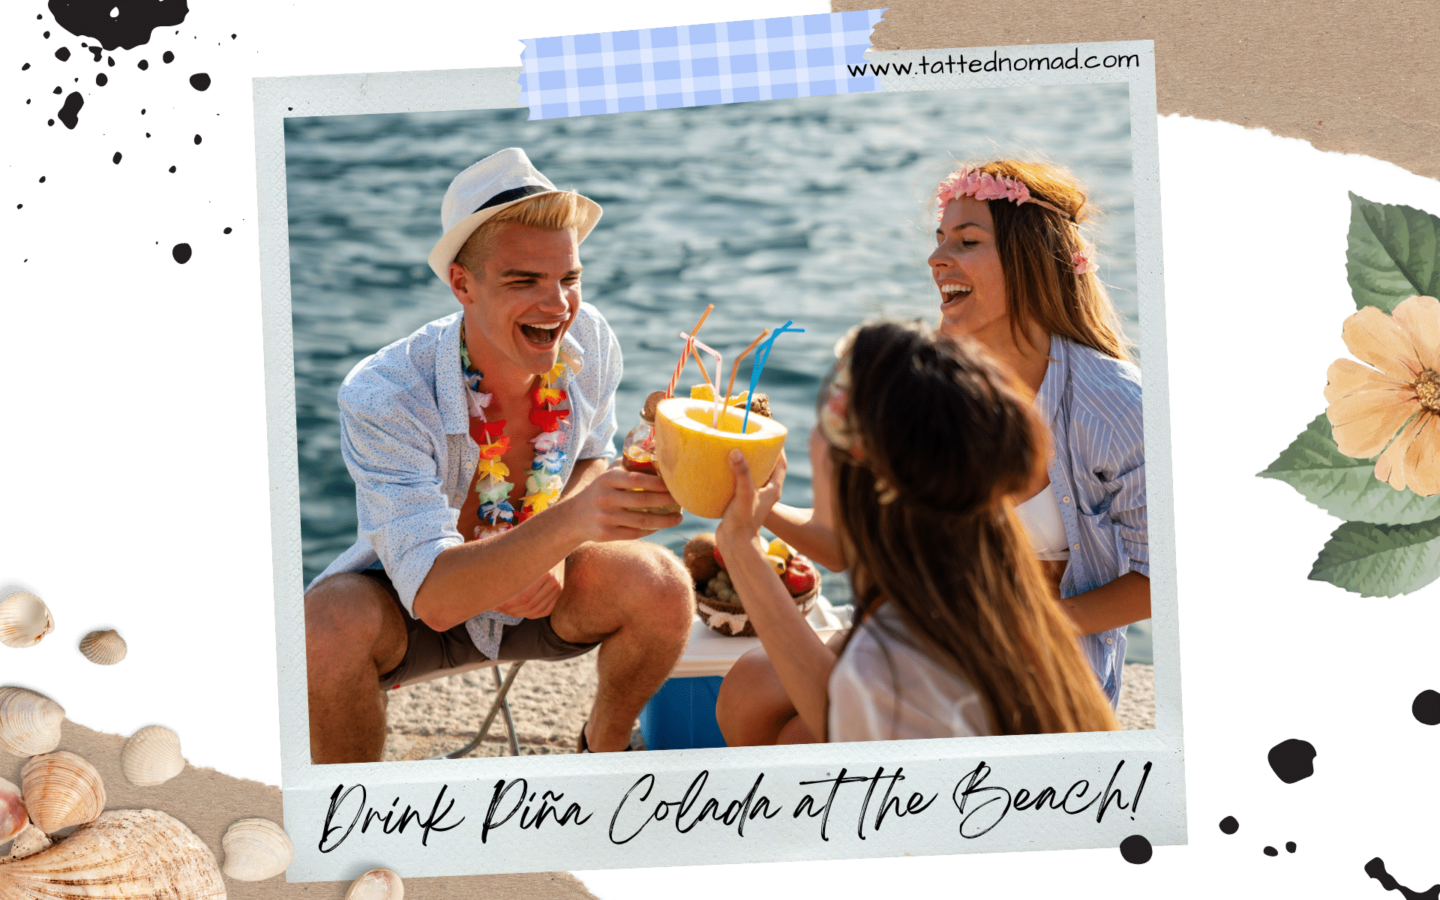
[5,823,49,860]
[221,817,293,881]
[77,630,126,666]
[0,687,64,757]
[0,808,225,899]
[0,778,25,844]
[20,751,106,834]
[345,868,405,900]
[120,726,185,787]
[0,594,53,649]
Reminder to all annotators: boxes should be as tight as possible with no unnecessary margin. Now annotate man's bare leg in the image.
[305,573,409,764]
[549,541,695,752]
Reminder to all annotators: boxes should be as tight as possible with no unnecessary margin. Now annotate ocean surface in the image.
[284,82,1152,663]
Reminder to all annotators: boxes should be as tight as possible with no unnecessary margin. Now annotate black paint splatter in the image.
[54,46,70,61]
[87,45,102,62]
[112,151,121,164]
[57,91,83,129]
[168,165,175,173]
[95,73,106,86]
[137,59,148,70]
[193,133,201,145]
[1413,690,1440,725]
[172,243,192,264]
[162,50,174,63]
[22,63,31,70]
[47,0,190,51]
[1264,846,1278,857]
[1118,835,1152,864]
[1219,816,1239,834]
[47,119,54,126]
[52,86,62,94]
[106,56,113,66]
[189,72,210,91]
[223,226,232,234]
[1267,739,1316,783]
[1286,841,1296,853]
[1365,858,1440,900]
[39,176,46,183]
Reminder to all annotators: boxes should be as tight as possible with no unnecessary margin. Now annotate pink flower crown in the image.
[936,167,1097,275]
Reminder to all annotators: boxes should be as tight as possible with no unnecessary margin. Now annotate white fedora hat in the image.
[427,148,602,283]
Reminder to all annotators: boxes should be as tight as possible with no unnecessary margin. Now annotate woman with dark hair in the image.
[716,160,1145,744]
[715,320,1119,741]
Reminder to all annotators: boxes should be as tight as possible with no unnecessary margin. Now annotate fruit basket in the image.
[681,533,821,638]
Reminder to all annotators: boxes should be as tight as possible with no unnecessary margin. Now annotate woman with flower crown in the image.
[716,160,1147,745]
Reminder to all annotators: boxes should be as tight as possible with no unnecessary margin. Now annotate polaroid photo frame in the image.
[254,35,1180,880]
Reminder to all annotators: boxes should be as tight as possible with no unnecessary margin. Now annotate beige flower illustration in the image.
[1326,295,1440,495]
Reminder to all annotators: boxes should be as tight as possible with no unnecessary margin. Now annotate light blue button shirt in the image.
[309,304,623,658]
[1035,334,1147,707]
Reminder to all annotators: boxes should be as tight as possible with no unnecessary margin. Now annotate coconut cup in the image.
[652,397,787,519]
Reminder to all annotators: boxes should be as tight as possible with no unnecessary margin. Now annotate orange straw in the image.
[665,304,715,398]
[725,329,769,411]
[691,345,713,391]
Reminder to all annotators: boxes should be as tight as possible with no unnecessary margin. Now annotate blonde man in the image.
[305,149,693,762]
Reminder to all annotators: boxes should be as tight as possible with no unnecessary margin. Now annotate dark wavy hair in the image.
[829,320,1118,735]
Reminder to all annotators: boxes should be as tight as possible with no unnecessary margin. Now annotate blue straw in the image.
[742,320,805,432]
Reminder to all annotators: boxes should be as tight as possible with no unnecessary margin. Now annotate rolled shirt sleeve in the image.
[338,383,463,616]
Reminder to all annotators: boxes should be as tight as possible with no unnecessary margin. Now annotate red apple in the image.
[782,556,817,595]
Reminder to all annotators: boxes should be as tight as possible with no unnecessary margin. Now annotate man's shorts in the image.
[362,569,600,690]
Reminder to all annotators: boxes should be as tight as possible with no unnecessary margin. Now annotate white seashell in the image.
[0,778,25,844]
[221,817,293,881]
[0,687,64,757]
[5,823,49,860]
[77,630,126,666]
[0,808,225,899]
[0,594,53,649]
[119,726,185,787]
[345,868,405,900]
[20,751,106,834]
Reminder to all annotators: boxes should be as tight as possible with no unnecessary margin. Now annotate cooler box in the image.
[639,596,847,751]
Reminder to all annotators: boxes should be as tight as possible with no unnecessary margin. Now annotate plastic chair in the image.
[391,659,527,759]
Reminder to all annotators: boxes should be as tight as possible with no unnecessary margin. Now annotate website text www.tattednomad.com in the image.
[846,50,1142,77]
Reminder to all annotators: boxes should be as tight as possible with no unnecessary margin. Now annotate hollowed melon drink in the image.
[652,397,787,519]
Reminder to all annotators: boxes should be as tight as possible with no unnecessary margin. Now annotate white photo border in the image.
[254,39,1182,880]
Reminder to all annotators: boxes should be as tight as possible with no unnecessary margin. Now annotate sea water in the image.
[285,82,1151,663]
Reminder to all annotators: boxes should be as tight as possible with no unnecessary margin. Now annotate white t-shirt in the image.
[827,604,993,742]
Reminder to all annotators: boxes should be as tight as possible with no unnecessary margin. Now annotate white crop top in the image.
[1014,487,1071,561]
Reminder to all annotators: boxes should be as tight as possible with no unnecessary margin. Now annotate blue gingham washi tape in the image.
[518,10,887,120]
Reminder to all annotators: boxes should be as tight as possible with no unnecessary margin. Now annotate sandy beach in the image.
[383,650,1157,760]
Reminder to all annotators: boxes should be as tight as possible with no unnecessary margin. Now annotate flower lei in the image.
[935,166,1098,276]
[460,330,570,537]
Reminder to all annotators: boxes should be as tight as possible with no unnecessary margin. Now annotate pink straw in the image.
[681,332,724,428]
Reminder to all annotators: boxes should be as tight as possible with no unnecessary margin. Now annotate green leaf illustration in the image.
[1346,192,1440,313]
[1309,517,1440,597]
[1259,414,1440,524]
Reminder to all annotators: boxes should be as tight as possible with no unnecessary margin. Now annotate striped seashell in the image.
[221,817,293,881]
[345,868,405,900]
[0,687,64,757]
[0,593,53,649]
[20,751,106,834]
[120,726,185,787]
[0,777,25,844]
[0,808,225,899]
[77,630,127,666]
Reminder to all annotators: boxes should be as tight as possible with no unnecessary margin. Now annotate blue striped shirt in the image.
[1035,333,1147,707]
[308,305,623,658]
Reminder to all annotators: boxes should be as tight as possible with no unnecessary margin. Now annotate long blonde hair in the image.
[831,320,1119,735]
[947,160,1130,362]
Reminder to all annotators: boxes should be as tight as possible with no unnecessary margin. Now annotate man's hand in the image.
[560,466,684,544]
[494,558,566,619]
